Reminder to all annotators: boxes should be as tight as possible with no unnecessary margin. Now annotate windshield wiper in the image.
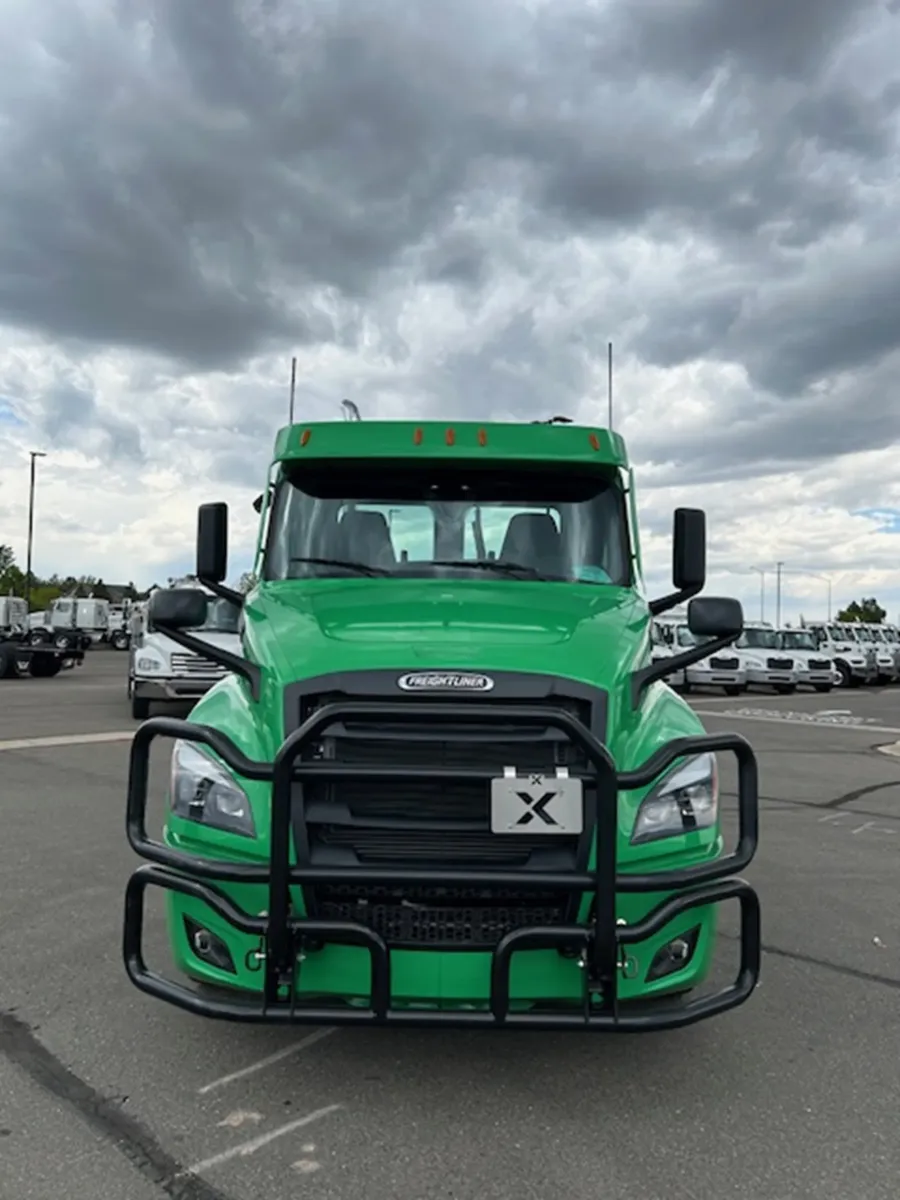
[431,559,559,581]
[289,556,392,577]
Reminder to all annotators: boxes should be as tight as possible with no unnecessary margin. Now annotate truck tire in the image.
[111,630,129,651]
[774,683,796,695]
[835,661,853,689]
[724,685,743,696]
[813,683,833,693]
[0,647,15,679]
[53,631,74,650]
[131,694,151,720]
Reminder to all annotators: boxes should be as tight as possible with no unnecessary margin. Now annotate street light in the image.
[25,451,47,612]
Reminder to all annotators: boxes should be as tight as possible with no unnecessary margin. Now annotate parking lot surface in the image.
[2,654,899,1199]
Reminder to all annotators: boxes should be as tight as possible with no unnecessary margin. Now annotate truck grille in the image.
[169,653,228,679]
[709,656,739,670]
[291,685,598,948]
[766,657,793,670]
[809,659,830,670]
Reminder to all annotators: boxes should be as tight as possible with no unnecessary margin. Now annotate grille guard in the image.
[123,702,761,1031]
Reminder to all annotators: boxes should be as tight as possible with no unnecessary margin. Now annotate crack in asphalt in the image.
[722,787,900,820]
[718,934,900,992]
[0,1010,237,1200]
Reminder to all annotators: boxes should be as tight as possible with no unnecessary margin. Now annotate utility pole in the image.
[775,560,784,628]
[25,451,47,612]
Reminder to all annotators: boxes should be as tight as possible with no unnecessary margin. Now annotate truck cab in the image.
[775,627,833,692]
[732,622,800,693]
[127,580,242,719]
[804,622,877,688]
[656,616,746,695]
[122,419,760,1032]
[851,623,898,684]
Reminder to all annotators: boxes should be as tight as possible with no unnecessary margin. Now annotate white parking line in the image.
[0,730,134,752]
[181,1104,341,1176]
[693,710,900,736]
[197,1027,337,1095]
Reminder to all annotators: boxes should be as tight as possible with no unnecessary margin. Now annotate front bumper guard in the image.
[123,702,761,1031]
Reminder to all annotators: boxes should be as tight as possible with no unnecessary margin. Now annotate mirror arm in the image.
[630,632,739,709]
[648,583,703,617]
[154,623,261,702]
[199,578,245,608]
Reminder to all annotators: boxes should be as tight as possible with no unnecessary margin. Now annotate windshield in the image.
[779,630,816,651]
[737,628,779,649]
[263,462,632,586]
[675,626,702,647]
[828,624,856,644]
[195,597,241,633]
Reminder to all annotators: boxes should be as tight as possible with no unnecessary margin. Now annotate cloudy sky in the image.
[0,0,899,623]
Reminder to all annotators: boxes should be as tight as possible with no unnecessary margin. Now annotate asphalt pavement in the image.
[1,654,899,1200]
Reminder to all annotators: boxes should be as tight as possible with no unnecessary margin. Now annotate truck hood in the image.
[245,579,646,687]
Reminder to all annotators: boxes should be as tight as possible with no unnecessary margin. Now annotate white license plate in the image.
[490,773,584,834]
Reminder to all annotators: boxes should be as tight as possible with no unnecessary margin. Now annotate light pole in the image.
[25,451,47,612]
[749,566,765,621]
[775,560,784,628]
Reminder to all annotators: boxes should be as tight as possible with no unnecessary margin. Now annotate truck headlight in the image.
[169,741,256,838]
[137,655,165,673]
[631,752,718,845]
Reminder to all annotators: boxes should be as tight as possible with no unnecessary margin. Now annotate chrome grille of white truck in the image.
[169,653,228,679]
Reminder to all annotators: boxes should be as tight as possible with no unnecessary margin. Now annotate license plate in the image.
[490,772,584,834]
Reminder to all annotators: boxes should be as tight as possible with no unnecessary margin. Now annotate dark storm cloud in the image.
[631,348,900,488]
[0,0,894,377]
[0,0,897,496]
[615,0,878,83]
[39,380,146,463]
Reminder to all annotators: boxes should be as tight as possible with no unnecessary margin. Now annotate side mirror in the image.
[687,595,743,640]
[197,502,228,583]
[648,507,707,617]
[148,588,207,630]
[673,507,706,591]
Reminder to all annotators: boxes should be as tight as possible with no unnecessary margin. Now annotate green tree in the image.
[0,545,25,596]
[836,597,886,624]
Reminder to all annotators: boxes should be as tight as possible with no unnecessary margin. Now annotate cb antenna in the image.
[342,399,361,421]
[607,340,613,430]
[288,356,297,424]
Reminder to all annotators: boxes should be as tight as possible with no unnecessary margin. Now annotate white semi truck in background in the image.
[27,596,110,650]
[127,577,242,719]
[0,595,85,680]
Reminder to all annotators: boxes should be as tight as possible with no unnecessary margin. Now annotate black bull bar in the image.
[123,702,761,1031]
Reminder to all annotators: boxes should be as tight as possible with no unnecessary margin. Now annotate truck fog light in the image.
[646,925,700,981]
[184,917,236,974]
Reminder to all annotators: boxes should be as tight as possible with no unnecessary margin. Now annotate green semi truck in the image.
[123,418,760,1030]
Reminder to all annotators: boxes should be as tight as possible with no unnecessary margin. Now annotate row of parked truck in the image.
[651,613,900,693]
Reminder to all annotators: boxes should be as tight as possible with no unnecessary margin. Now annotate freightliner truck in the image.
[123,419,760,1032]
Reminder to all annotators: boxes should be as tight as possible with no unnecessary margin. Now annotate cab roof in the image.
[273,419,628,468]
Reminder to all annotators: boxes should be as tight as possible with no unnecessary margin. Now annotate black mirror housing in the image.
[148,588,207,630]
[673,508,706,591]
[688,596,743,640]
[197,502,229,583]
[648,507,708,617]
